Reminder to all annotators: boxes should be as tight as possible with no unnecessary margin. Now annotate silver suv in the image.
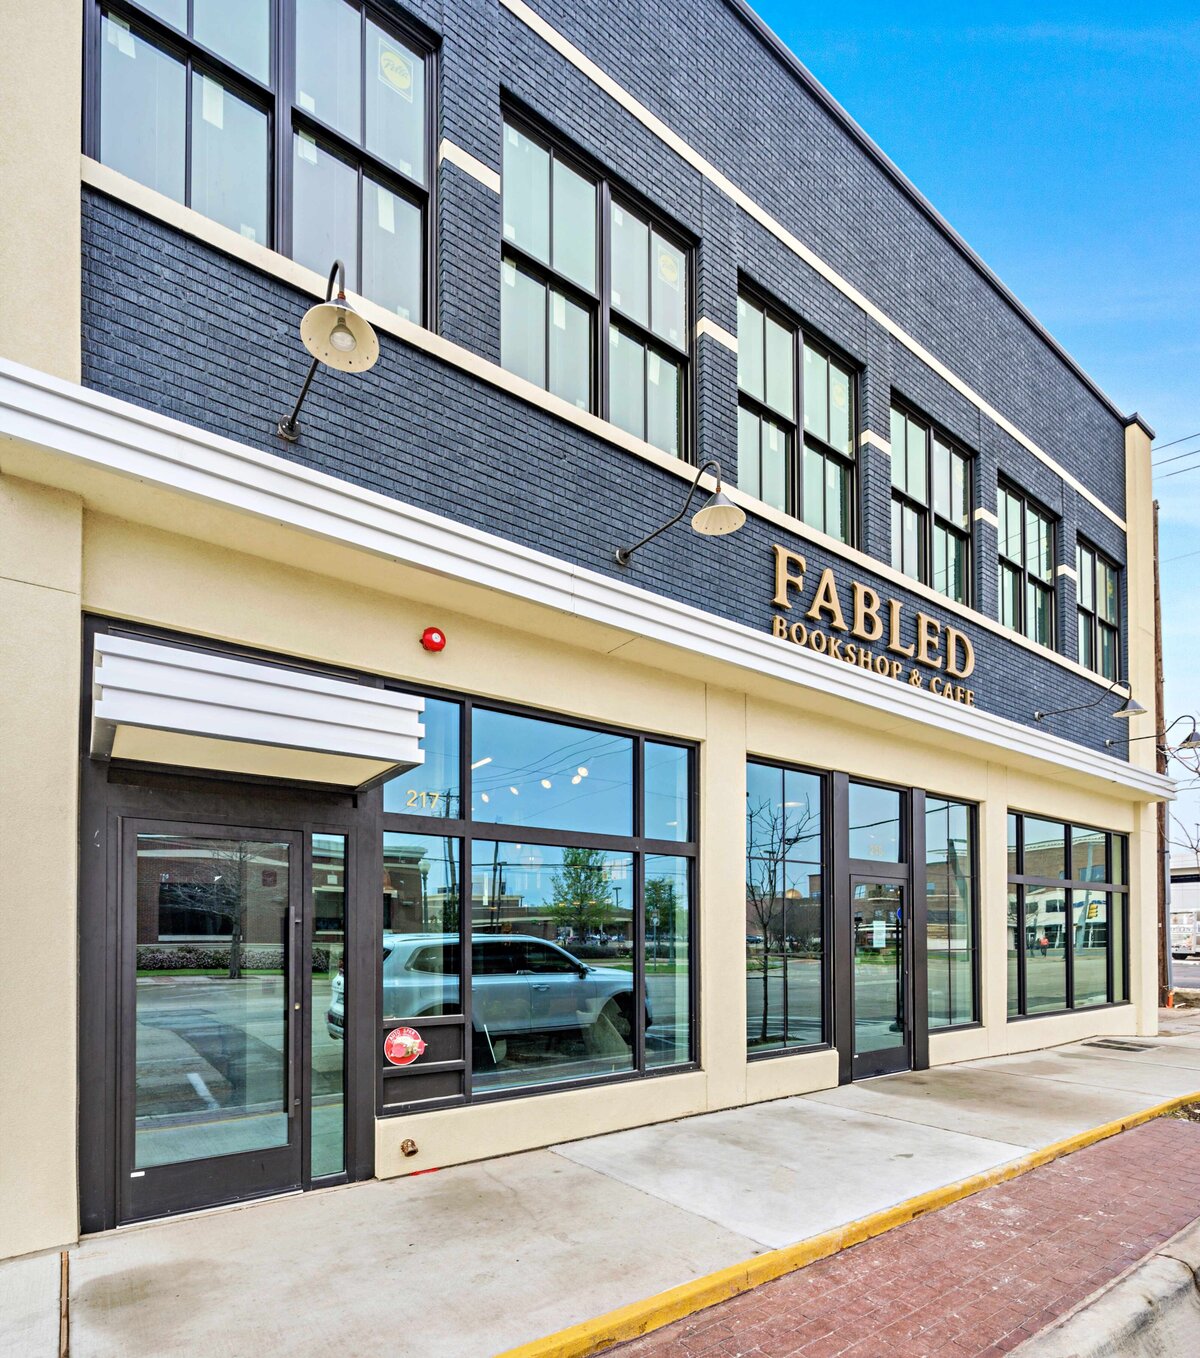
[326,933,648,1049]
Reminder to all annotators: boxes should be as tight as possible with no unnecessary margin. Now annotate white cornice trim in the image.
[499,0,1126,534]
[974,507,999,528]
[0,359,1171,802]
[696,318,738,352]
[77,156,1119,694]
[860,431,891,457]
[438,139,501,195]
[1056,564,1079,581]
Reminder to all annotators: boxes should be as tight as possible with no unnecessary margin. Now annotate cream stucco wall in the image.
[0,1,81,381]
[0,476,83,1259]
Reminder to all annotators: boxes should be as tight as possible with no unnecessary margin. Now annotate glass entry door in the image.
[851,880,912,1079]
[120,822,304,1221]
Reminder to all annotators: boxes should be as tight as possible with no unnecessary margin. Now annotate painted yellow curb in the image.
[495,1090,1200,1358]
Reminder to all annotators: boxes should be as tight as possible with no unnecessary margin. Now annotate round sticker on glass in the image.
[383,1026,427,1066]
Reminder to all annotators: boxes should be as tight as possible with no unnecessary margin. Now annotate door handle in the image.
[533,984,550,992]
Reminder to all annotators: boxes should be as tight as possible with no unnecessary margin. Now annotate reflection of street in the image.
[133,973,344,1169]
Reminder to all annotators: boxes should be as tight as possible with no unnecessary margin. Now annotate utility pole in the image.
[1153,500,1171,1007]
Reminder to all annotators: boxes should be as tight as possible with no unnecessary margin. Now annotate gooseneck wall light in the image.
[277,260,380,443]
[614,459,746,567]
[1105,715,1200,752]
[1033,677,1144,725]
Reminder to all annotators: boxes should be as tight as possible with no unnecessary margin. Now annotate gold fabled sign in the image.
[769,545,977,707]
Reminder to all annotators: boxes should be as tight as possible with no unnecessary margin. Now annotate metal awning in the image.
[91,633,424,789]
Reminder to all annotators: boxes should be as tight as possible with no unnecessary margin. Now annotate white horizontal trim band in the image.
[860,431,891,456]
[974,507,999,527]
[1057,564,1079,580]
[0,358,1170,802]
[696,317,738,352]
[499,0,1126,534]
[77,157,1118,693]
[438,139,501,195]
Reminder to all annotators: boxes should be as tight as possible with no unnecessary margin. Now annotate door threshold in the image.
[84,1188,306,1242]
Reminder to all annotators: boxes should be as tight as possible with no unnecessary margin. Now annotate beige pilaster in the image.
[0,475,83,1256]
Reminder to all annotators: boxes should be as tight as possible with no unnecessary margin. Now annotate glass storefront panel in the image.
[1072,888,1108,1008]
[381,834,462,1019]
[1007,889,1021,1017]
[311,834,346,1178]
[645,742,690,842]
[1111,894,1128,1003]
[133,833,291,1169]
[471,709,633,836]
[848,782,902,862]
[645,856,691,1069]
[470,843,635,1091]
[383,697,462,817]
[1023,817,1066,880]
[745,763,824,1053]
[1024,887,1068,1013]
[1071,826,1107,883]
[926,798,975,1028]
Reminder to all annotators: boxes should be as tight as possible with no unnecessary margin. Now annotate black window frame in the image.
[84,0,438,326]
[499,104,695,461]
[889,400,973,605]
[377,688,700,1115]
[744,756,833,1059]
[1006,811,1130,1019]
[1075,537,1121,680]
[997,481,1057,647]
[735,284,859,545]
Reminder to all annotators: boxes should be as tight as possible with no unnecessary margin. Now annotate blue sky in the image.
[751,1,1200,848]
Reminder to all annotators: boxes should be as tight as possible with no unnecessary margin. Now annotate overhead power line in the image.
[1153,430,1200,454]
[1156,459,1200,481]
[1153,445,1200,469]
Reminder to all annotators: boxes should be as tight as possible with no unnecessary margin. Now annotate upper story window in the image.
[501,116,690,458]
[1076,540,1120,679]
[736,292,856,543]
[997,484,1055,647]
[889,404,972,604]
[90,0,431,322]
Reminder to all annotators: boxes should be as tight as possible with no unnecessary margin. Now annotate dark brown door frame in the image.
[831,775,929,1084]
[78,620,380,1232]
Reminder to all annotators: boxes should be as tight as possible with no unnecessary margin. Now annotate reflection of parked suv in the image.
[327,933,649,1052]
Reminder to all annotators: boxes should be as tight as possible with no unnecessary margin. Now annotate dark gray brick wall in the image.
[81,190,1131,757]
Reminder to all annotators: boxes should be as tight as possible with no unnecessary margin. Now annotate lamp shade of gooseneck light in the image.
[277,260,379,441]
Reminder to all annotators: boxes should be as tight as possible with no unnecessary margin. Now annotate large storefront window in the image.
[378,700,696,1108]
[1007,813,1129,1017]
[925,798,977,1028]
[745,761,825,1054]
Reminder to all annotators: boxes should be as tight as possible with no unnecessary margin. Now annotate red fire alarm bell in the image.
[420,627,446,652]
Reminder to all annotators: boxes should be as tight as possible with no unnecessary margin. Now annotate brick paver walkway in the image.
[614,1117,1200,1358]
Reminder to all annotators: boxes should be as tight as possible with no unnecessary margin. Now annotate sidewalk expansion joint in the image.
[494,1089,1200,1358]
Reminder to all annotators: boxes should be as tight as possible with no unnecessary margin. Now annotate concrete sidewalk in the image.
[6,1016,1200,1358]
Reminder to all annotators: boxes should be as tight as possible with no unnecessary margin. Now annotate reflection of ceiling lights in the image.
[471,756,492,769]
[481,793,490,803]
[541,778,552,788]
[509,786,519,795]
[577,766,589,777]
[571,775,582,785]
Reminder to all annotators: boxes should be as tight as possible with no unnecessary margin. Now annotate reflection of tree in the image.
[746,796,817,1044]
[170,841,269,979]
[548,848,615,941]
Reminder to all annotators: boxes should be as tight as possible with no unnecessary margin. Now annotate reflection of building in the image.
[136,840,289,946]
